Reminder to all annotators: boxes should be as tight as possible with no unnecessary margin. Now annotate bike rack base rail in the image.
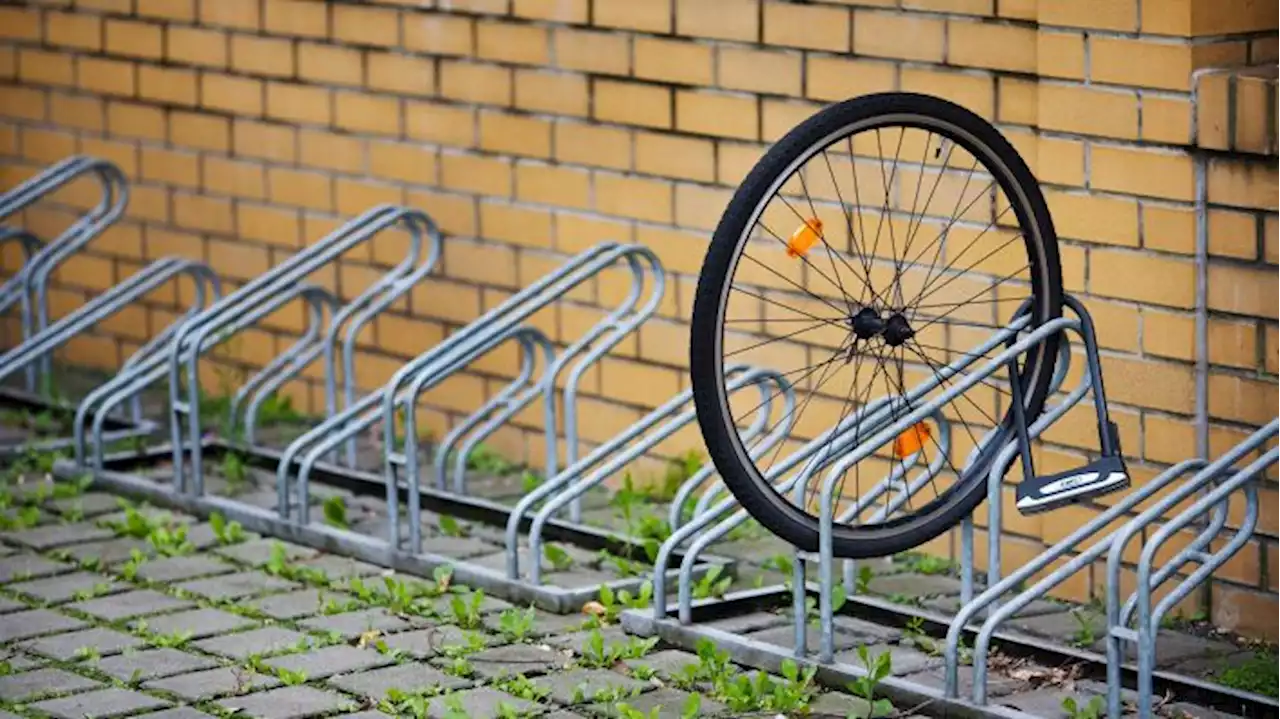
[0,386,151,457]
[58,439,734,614]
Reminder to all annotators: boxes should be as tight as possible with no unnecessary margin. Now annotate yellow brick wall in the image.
[0,0,1277,638]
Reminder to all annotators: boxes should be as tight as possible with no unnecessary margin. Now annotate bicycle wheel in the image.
[691,93,1062,558]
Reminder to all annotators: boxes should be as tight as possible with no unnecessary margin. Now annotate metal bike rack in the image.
[0,156,128,392]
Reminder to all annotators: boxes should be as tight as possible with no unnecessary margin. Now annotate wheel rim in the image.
[709,111,1056,537]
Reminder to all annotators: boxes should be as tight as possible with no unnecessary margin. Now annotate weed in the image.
[380,688,433,718]
[321,496,348,529]
[542,544,574,572]
[1069,610,1097,648]
[70,582,113,601]
[146,522,194,557]
[856,565,874,594]
[762,553,794,577]
[716,659,817,713]
[493,674,549,703]
[1214,652,1279,697]
[597,550,647,578]
[805,585,848,626]
[73,646,100,662]
[591,684,639,703]
[209,512,246,546]
[437,631,487,659]
[449,588,486,629]
[0,505,41,531]
[219,450,248,490]
[520,470,542,493]
[497,606,538,643]
[585,581,652,625]
[443,656,474,678]
[578,628,658,668]
[119,549,147,581]
[467,444,515,475]
[275,667,308,686]
[440,695,470,719]
[898,552,954,576]
[629,664,656,681]
[614,705,659,719]
[886,592,923,608]
[438,515,467,538]
[1061,695,1105,719]
[148,629,193,649]
[847,645,895,718]
[691,565,732,600]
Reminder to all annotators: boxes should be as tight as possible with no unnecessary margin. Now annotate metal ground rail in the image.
[0,156,222,458]
[624,294,1279,719]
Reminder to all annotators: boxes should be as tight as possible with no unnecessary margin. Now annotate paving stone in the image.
[0,522,115,550]
[532,668,650,705]
[379,626,496,659]
[23,627,144,659]
[430,590,512,617]
[264,644,391,680]
[0,667,101,701]
[425,687,536,719]
[133,709,216,719]
[95,647,219,681]
[30,686,169,719]
[129,607,255,639]
[0,653,44,671]
[0,608,86,643]
[549,569,624,588]
[48,493,122,519]
[622,649,699,682]
[297,609,417,639]
[705,611,789,635]
[807,691,884,719]
[215,539,319,566]
[547,625,631,653]
[867,572,965,598]
[469,643,571,678]
[543,712,591,719]
[293,554,384,580]
[468,545,599,575]
[327,662,471,698]
[999,684,1105,717]
[416,536,498,559]
[1167,649,1254,675]
[217,685,356,719]
[1159,702,1245,719]
[925,594,1065,618]
[591,687,722,718]
[1148,631,1241,669]
[8,571,124,603]
[833,615,905,643]
[747,623,867,653]
[481,609,588,638]
[59,536,152,565]
[145,666,280,700]
[903,664,1026,698]
[194,626,310,659]
[69,589,193,620]
[133,555,234,582]
[176,571,297,600]
[1010,609,1106,647]
[833,642,941,676]
[0,597,27,614]
[331,714,392,719]
[0,554,72,582]
[251,589,336,620]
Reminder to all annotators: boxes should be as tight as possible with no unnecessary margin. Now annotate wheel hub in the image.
[848,308,915,347]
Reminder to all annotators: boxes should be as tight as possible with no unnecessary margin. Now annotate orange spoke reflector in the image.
[893,421,931,459]
[786,217,823,258]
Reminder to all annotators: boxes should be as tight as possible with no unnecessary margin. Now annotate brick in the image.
[234,119,297,163]
[1265,215,1278,263]
[264,0,327,37]
[335,93,401,136]
[479,202,553,248]
[761,97,821,141]
[268,168,332,211]
[634,131,714,182]
[298,43,362,86]
[440,61,511,106]
[141,148,200,187]
[479,111,552,158]
[1208,373,1277,425]
[237,203,299,245]
[676,0,758,42]
[477,21,550,65]
[204,157,265,199]
[200,0,259,30]
[1140,202,1193,254]
[674,182,730,230]
[0,667,98,702]
[1207,209,1258,260]
[266,81,331,125]
[854,11,944,62]
[405,101,476,148]
[21,127,74,165]
[594,0,671,33]
[332,3,399,47]
[947,19,1035,72]
[1208,263,1278,319]
[44,12,100,49]
[231,34,294,78]
[595,172,672,223]
[201,73,263,115]
[554,121,631,170]
[905,0,993,13]
[635,37,714,86]
[144,667,277,701]
[1207,157,1278,211]
[718,46,801,96]
[554,28,629,75]
[1099,355,1194,414]
[50,94,103,132]
[675,90,756,139]
[138,65,197,106]
[763,2,849,52]
[0,6,41,42]
[1037,30,1085,80]
[595,79,671,129]
[369,141,436,185]
[1092,37,1193,91]
[105,19,162,59]
[170,111,229,152]
[1090,247,1194,308]
[403,14,472,56]
[441,152,512,197]
[1046,190,1139,247]
[166,26,228,68]
[599,358,680,406]
[136,0,194,19]
[172,193,234,234]
[1234,75,1273,154]
[806,55,896,101]
[1142,94,1193,145]
[902,67,994,120]
[1091,144,1194,202]
[515,163,590,208]
[19,49,74,87]
[366,53,434,96]
[514,0,588,22]
[1041,0,1137,31]
[1037,83,1138,139]
[514,70,588,117]
[217,686,355,719]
